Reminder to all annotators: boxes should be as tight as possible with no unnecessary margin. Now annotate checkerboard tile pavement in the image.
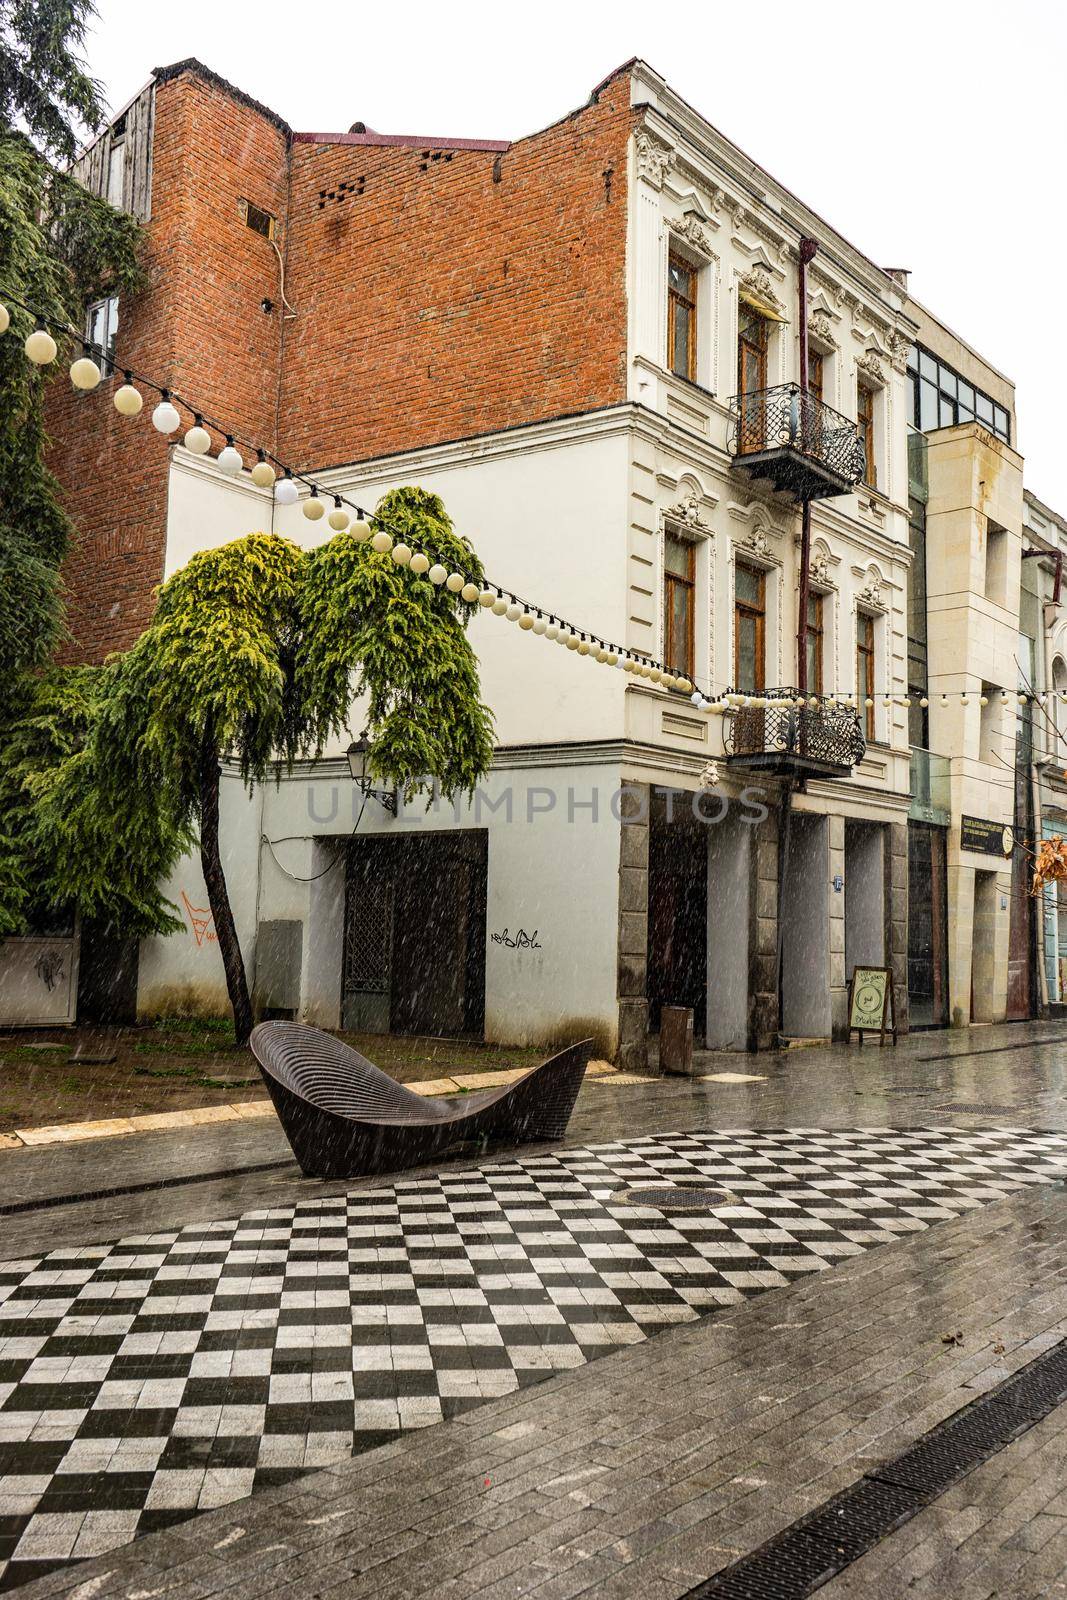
[1,1125,1066,1590]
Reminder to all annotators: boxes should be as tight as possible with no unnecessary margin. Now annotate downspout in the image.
[777,237,819,1040]
[795,237,818,700]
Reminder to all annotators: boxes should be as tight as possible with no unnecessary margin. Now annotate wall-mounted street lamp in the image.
[346,736,397,814]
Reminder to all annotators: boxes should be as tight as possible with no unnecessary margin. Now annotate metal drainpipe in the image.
[796,237,819,699]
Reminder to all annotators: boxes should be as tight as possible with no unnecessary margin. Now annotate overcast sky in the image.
[85,0,1065,507]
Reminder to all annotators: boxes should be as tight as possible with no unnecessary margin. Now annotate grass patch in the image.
[134,1036,239,1057]
[0,1044,70,1062]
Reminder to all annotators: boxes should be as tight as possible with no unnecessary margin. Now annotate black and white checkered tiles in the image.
[2,1126,1066,1590]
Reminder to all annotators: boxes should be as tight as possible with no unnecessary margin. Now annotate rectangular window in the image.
[107,139,125,208]
[857,612,876,740]
[85,295,119,376]
[734,561,766,693]
[857,383,877,488]
[663,533,696,679]
[667,255,697,381]
[805,592,824,694]
[807,349,824,402]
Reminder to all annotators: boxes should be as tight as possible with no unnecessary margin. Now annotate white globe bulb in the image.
[519,613,535,630]
[70,356,101,390]
[461,582,480,603]
[445,572,465,593]
[352,519,372,543]
[113,383,143,417]
[328,508,350,531]
[302,496,325,520]
[275,477,299,505]
[217,445,243,475]
[532,617,547,635]
[151,399,181,434]
[428,564,448,585]
[478,590,495,607]
[184,425,211,454]
[545,625,559,641]
[409,551,429,572]
[371,530,394,553]
[491,597,509,616]
[505,602,522,621]
[566,635,581,651]
[392,543,412,565]
[578,640,592,656]
[25,329,57,365]
[250,460,276,488]
[0,304,9,334]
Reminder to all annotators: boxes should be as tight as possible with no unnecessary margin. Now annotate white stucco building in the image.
[118,63,921,1060]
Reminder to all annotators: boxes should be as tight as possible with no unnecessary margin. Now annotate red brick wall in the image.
[49,64,636,660]
[50,70,290,662]
[279,71,633,467]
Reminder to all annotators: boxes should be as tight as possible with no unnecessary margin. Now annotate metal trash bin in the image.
[660,1005,695,1076]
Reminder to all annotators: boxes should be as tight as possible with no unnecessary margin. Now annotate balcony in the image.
[727,384,867,502]
[726,688,867,780]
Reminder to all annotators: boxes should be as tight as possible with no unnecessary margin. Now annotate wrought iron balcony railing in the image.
[726,687,867,778]
[727,384,868,502]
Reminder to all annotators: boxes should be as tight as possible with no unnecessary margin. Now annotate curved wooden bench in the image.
[249,1021,592,1178]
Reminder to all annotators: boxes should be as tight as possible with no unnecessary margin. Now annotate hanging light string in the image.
[2,293,1062,714]
[2,295,704,692]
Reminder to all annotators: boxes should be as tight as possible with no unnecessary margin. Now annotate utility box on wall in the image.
[0,935,80,1026]
[254,920,303,1019]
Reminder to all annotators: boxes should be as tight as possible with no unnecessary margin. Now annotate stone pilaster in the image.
[829,814,848,1039]
[616,783,650,1072]
[749,803,780,1049]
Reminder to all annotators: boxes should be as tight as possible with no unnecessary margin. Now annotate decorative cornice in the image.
[739,265,785,315]
[663,487,713,534]
[809,310,837,350]
[886,329,911,374]
[858,573,886,611]
[666,214,715,257]
[856,350,886,386]
[635,130,673,189]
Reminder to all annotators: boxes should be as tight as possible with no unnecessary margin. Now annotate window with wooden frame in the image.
[805,591,824,694]
[663,532,696,679]
[807,349,824,402]
[857,382,877,488]
[734,561,766,693]
[856,611,876,739]
[667,255,697,381]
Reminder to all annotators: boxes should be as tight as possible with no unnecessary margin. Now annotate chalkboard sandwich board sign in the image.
[847,965,897,1046]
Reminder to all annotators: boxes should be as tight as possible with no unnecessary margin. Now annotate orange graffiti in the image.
[181,890,217,946]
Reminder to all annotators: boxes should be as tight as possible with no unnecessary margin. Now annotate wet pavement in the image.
[2,1020,1067,1597]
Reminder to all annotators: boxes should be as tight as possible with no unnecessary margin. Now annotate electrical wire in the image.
[4,294,704,692]
[260,792,370,881]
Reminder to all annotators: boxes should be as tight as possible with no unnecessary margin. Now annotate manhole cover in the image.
[614,1183,736,1212]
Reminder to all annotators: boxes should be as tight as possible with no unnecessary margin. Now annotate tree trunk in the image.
[199,735,254,1047]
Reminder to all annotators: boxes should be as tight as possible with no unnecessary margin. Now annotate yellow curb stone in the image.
[130,1106,238,1132]
[409,1078,460,1097]
[0,1132,23,1149]
[592,1072,656,1085]
[229,1101,274,1119]
[585,1059,615,1077]
[15,1118,137,1145]
[451,1069,526,1090]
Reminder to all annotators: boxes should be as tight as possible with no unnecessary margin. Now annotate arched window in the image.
[1053,656,1067,754]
